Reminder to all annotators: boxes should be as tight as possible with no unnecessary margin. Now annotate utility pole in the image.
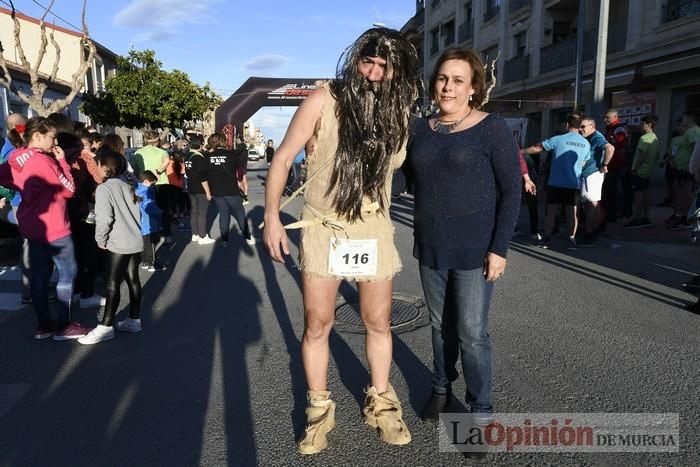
[574,0,586,112]
[593,0,610,126]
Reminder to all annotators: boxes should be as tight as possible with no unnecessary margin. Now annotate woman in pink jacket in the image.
[0,117,90,340]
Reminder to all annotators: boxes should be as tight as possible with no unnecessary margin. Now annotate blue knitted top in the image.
[406,114,522,270]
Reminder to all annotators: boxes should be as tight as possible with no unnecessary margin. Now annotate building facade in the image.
[402,0,700,147]
[0,7,142,147]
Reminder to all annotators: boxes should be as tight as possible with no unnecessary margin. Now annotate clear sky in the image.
[5,0,417,144]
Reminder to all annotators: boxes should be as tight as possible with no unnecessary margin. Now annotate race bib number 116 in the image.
[328,238,378,276]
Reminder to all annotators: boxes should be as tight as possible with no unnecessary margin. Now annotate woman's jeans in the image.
[189,194,209,238]
[28,235,77,324]
[102,252,142,326]
[214,196,251,241]
[419,264,494,413]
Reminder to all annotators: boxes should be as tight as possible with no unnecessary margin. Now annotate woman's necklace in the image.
[434,107,474,134]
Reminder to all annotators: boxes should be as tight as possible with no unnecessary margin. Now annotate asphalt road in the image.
[0,160,698,466]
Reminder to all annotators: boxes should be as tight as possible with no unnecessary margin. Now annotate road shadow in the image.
[0,228,263,466]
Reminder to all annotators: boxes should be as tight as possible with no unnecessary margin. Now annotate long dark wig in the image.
[328,27,419,221]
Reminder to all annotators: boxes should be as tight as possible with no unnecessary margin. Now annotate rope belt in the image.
[284,201,381,231]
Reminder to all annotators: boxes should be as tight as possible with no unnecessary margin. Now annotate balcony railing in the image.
[509,0,530,13]
[662,0,700,23]
[458,20,474,42]
[483,5,500,22]
[539,18,627,74]
[503,54,529,84]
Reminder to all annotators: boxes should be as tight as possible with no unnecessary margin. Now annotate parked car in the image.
[248,148,261,161]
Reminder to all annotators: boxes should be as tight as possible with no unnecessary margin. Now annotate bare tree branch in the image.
[33,0,56,82]
[48,26,60,83]
[0,0,94,116]
[47,0,96,114]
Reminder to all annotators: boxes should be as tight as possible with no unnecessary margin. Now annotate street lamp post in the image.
[593,0,610,126]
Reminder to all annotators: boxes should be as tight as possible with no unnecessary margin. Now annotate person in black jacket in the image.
[184,135,214,244]
[265,139,275,165]
[206,132,254,246]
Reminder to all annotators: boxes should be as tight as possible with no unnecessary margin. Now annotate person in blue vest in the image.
[524,113,591,250]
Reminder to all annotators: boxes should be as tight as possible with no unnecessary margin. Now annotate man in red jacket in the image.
[601,109,629,227]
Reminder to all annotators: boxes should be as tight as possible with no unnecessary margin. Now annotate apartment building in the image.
[402,0,700,147]
[0,7,142,147]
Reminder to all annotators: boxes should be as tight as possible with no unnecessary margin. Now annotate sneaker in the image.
[191,234,202,242]
[245,236,256,246]
[198,235,215,245]
[567,236,579,251]
[116,317,142,333]
[34,320,56,340]
[79,294,106,308]
[53,321,91,341]
[77,324,114,345]
[624,218,652,229]
[85,211,96,224]
[140,262,151,270]
[529,233,542,242]
[148,263,167,272]
[537,235,551,249]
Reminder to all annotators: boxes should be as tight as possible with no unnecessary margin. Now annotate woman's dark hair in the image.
[22,117,56,147]
[429,48,487,109]
[96,148,126,179]
[75,127,91,141]
[46,113,82,162]
[207,132,227,149]
[642,115,657,129]
[8,128,24,148]
[141,170,158,183]
[102,134,125,154]
[98,149,139,203]
[328,27,419,220]
[46,113,75,135]
[189,135,203,150]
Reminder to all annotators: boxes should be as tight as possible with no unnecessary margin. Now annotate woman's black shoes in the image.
[421,390,451,422]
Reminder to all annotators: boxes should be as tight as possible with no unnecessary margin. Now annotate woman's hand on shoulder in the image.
[484,251,507,282]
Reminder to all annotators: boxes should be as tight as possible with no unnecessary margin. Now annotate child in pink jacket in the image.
[0,117,90,341]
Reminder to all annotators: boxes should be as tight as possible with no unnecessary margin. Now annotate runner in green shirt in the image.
[625,115,658,228]
[669,112,700,230]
